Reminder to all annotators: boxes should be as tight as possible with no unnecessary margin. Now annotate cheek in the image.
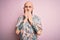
[30,8,33,11]
[24,8,27,10]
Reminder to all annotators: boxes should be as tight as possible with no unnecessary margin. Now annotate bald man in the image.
[16,1,42,40]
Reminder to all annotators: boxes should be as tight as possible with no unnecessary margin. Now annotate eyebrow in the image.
[25,5,32,7]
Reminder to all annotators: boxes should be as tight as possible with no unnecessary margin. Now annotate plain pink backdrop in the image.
[0,0,60,40]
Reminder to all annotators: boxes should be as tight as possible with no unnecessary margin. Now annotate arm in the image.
[16,17,23,35]
[31,23,42,35]
[28,15,42,35]
[16,15,28,35]
[37,24,42,35]
[16,21,24,35]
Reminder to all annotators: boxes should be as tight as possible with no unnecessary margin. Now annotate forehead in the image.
[24,2,33,6]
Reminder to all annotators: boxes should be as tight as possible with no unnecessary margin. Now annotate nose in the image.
[27,7,29,11]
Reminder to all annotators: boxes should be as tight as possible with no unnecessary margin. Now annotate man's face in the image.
[24,2,33,14]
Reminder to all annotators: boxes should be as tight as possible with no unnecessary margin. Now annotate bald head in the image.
[24,1,33,7]
[24,1,33,14]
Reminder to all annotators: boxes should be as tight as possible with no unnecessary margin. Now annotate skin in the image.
[16,1,42,36]
[23,1,33,24]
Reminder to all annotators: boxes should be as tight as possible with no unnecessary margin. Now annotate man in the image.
[16,1,42,40]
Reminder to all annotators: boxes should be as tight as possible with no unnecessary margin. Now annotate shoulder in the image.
[33,15,41,20]
[32,15,41,24]
[18,15,24,21]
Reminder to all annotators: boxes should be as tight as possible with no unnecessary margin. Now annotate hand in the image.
[16,28,20,35]
[28,13,33,25]
[23,13,28,24]
[24,11,33,25]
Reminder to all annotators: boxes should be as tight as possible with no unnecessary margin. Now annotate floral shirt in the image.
[16,15,42,40]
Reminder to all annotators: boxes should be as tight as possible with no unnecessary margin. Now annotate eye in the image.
[25,6,28,8]
[29,6,31,8]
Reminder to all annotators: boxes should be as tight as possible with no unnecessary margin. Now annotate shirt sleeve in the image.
[32,15,42,34]
[16,16,23,30]
[33,15,41,25]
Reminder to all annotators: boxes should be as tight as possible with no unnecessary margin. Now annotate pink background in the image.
[0,0,60,40]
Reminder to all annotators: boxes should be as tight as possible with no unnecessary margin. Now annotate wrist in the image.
[29,18,33,25]
[24,18,27,22]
